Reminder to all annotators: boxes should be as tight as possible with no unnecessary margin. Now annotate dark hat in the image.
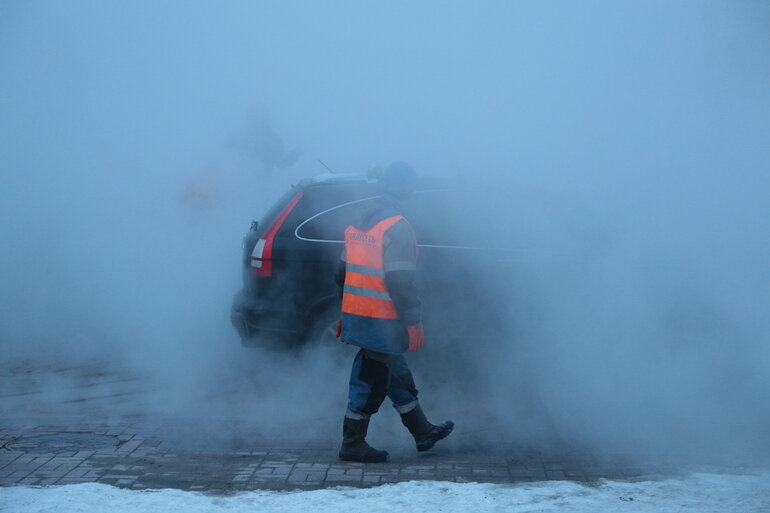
[380,161,417,198]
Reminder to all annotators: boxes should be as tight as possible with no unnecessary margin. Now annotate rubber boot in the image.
[339,416,389,463]
[400,404,454,452]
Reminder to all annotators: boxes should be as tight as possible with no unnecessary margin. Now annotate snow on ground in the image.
[2,473,768,513]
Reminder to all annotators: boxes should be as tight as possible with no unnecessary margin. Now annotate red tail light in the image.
[250,191,304,277]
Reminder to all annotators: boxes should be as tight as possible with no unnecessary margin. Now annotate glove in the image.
[335,318,342,338]
[406,322,424,352]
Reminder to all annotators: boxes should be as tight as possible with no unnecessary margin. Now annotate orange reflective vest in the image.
[342,215,407,320]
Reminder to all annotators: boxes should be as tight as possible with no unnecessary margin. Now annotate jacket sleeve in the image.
[335,248,346,299]
[383,220,422,325]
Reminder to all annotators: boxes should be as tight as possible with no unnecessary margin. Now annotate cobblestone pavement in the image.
[1,418,681,492]
[0,356,752,493]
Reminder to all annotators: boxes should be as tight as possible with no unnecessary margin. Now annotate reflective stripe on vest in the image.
[341,215,404,320]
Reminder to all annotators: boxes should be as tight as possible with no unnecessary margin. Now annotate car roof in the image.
[297,172,373,188]
[297,172,444,191]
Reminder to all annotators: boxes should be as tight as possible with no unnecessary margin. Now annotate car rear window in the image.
[294,189,493,248]
[295,197,378,242]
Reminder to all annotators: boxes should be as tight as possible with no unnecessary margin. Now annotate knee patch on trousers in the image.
[358,355,390,415]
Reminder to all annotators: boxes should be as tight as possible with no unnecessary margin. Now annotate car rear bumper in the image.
[230,289,302,345]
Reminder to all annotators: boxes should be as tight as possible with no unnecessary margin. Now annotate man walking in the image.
[335,162,454,463]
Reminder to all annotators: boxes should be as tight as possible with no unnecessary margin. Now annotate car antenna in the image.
[317,159,337,174]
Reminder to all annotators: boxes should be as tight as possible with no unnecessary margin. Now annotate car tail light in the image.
[251,191,304,277]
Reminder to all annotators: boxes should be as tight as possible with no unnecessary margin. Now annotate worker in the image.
[335,161,454,463]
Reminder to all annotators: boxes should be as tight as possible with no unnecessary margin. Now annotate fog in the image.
[1,1,769,463]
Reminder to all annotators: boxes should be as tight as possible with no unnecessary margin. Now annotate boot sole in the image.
[416,421,455,452]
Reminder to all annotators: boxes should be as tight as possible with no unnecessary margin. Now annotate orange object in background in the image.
[184,169,222,209]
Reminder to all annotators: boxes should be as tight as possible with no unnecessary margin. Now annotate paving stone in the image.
[0,415,696,492]
[325,475,362,483]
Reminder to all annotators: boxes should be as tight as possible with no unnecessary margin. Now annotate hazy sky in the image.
[1,1,769,461]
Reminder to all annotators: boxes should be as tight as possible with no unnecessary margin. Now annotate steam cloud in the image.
[1,1,768,464]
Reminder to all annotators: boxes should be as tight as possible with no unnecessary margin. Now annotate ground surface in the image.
[0,356,755,493]
[5,475,770,513]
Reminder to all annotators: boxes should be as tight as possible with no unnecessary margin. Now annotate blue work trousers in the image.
[347,348,418,417]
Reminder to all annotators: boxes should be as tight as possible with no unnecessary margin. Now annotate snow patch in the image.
[2,473,769,513]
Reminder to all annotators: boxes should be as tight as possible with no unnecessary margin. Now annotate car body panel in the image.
[232,174,511,348]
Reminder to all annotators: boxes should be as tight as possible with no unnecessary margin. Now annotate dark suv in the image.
[230,172,511,349]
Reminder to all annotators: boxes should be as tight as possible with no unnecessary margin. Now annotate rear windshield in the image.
[294,189,493,248]
[295,197,378,242]
[291,185,567,252]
